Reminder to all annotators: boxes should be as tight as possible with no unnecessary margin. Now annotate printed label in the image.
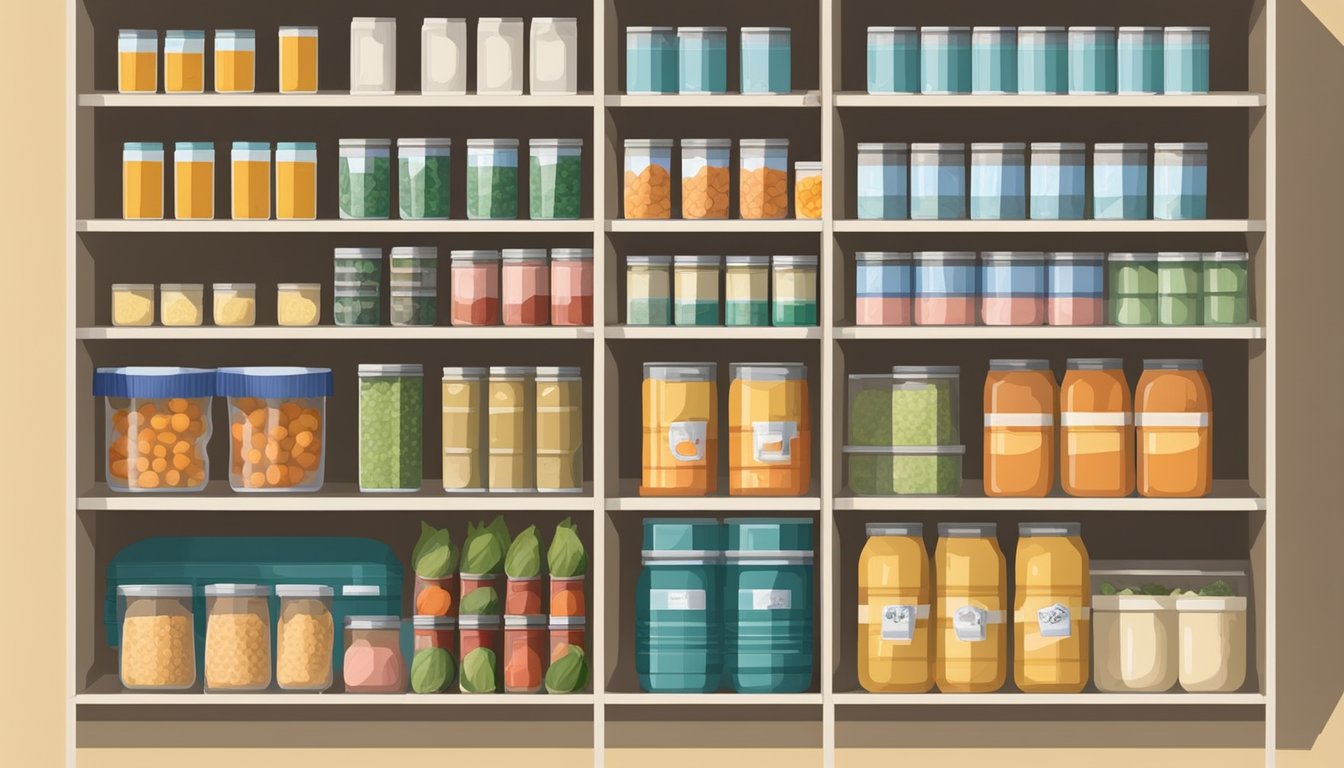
[651,589,706,611]
[752,421,798,463]
[953,605,989,642]
[1037,602,1072,638]
[668,420,708,463]
[744,589,792,610]
[882,604,916,641]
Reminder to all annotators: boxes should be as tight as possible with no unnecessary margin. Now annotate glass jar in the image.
[213,283,256,327]
[350,18,396,95]
[681,138,731,220]
[728,364,811,496]
[1068,27,1117,94]
[95,367,214,492]
[529,18,579,95]
[678,27,727,94]
[1093,143,1149,220]
[336,247,383,289]
[275,585,334,691]
[970,143,1026,220]
[1109,252,1159,326]
[123,142,164,220]
[411,616,457,693]
[910,143,966,220]
[1018,27,1068,95]
[1203,252,1249,325]
[502,249,551,326]
[857,143,908,220]
[972,27,1017,94]
[174,142,215,221]
[772,255,818,327]
[984,360,1057,498]
[358,364,424,492]
[450,250,502,326]
[1118,27,1163,95]
[477,18,524,95]
[530,139,583,220]
[626,27,677,94]
[741,27,791,94]
[442,366,487,492]
[231,142,271,221]
[921,27,971,94]
[625,139,674,219]
[550,248,593,326]
[626,255,673,325]
[1136,359,1213,498]
[204,584,271,692]
[855,252,913,326]
[914,251,977,326]
[118,30,158,94]
[1165,27,1211,94]
[277,283,321,326]
[459,615,503,693]
[1030,142,1086,220]
[674,255,721,326]
[279,26,319,94]
[276,142,317,221]
[1046,252,1105,326]
[867,27,919,94]
[391,289,437,326]
[160,283,204,327]
[934,523,1007,693]
[218,366,331,492]
[739,139,789,220]
[467,139,519,220]
[504,616,548,693]
[1154,143,1208,220]
[214,29,256,93]
[335,284,380,326]
[1060,358,1135,497]
[980,251,1045,326]
[165,30,205,94]
[489,367,536,492]
[339,139,392,220]
[1014,524,1090,693]
[422,18,468,95]
[724,255,770,327]
[794,162,822,220]
[1157,252,1203,326]
[536,366,584,493]
[642,363,718,496]
[343,616,406,693]
[858,523,932,692]
[398,138,451,220]
[117,585,196,690]
[112,284,155,327]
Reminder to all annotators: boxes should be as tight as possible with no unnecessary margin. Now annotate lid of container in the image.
[726,518,813,555]
[359,364,424,377]
[212,283,257,291]
[94,367,215,399]
[451,249,502,262]
[795,161,823,171]
[112,283,155,290]
[1143,359,1203,371]
[1154,142,1209,152]
[921,26,971,33]
[982,251,1045,261]
[1118,26,1164,34]
[1069,26,1117,33]
[391,246,438,259]
[277,142,318,151]
[458,614,504,628]
[867,26,917,34]
[1018,26,1066,33]
[422,18,466,28]
[856,251,913,262]
[345,615,401,630]
[1108,252,1157,262]
[1094,143,1149,152]
[973,26,1017,34]
[972,142,1027,152]
[1175,596,1247,612]
[413,615,458,629]
[740,138,790,149]
[681,138,732,149]
[911,142,965,152]
[675,255,722,266]
[159,283,204,291]
[442,367,487,378]
[166,30,206,40]
[726,255,770,267]
[397,138,452,149]
[389,287,437,297]
[1066,358,1124,370]
[866,523,923,538]
[1093,594,1175,612]
[1049,252,1104,262]
[216,29,256,39]
[277,282,322,291]
[336,248,383,259]
[938,523,996,538]
[551,248,593,261]
[627,255,672,266]
[644,363,716,381]
[489,366,535,377]
[504,615,549,628]
[915,251,976,262]
[123,142,164,152]
[1157,252,1203,262]
[1019,523,1081,537]
[625,139,674,149]
[467,138,519,148]
[1204,251,1249,262]
[333,282,379,294]
[174,142,214,152]
[642,518,722,554]
[342,585,382,597]
[1165,26,1212,34]
[119,29,157,38]
[532,18,577,24]
[204,583,269,597]
[535,366,583,379]
[891,365,960,378]
[276,584,334,598]
[549,616,587,628]
[773,255,818,267]
[626,26,675,33]
[730,363,806,382]
[842,444,967,456]
[741,27,791,34]
[279,26,319,36]
[339,138,392,148]
[857,142,909,152]
[503,248,549,261]
[1031,142,1087,152]
[478,18,524,25]
[990,359,1051,371]
[232,141,270,151]
[216,367,335,398]
[118,584,192,598]
[530,138,584,148]
[678,26,728,34]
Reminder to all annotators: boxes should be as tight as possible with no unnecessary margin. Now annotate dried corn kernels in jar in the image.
[117,585,196,690]
[278,283,321,326]
[165,30,205,93]
[112,284,155,327]
[219,366,332,492]
[275,585,335,691]
[204,584,272,692]
[160,283,204,326]
[123,142,164,220]
[94,366,214,493]
[740,138,790,220]
[681,139,731,220]
[118,30,158,94]
[624,139,673,219]
[213,283,256,327]
[215,29,256,93]
[794,161,823,219]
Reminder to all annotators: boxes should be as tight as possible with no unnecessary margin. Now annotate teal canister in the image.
[637,518,724,692]
[725,518,815,693]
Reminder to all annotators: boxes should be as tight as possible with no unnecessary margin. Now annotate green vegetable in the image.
[544,645,589,694]
[410,647,454,693]
[548,518,587,578]
[460,586,500,615]
[1117,587,1137,596]
[358,372,423,490]
[460,647,498,693]
[462,519,508,575]
[1099,582,1118,596]
[1140,583,1170,596]
[412,522,459,579]
[530,153,582,219]
[506,525,543,578]
[1198,580,1235,597]
[399,153,451,220]
[340,154,391,219]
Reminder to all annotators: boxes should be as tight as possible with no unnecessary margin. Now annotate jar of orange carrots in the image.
[95,367,215,493]
[217,367,332,493]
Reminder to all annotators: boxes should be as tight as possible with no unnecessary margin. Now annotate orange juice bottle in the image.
[935,523,1006,693]
[1136,359,1213,497]
[275,143,318,220]
[642,363,717,496]
[164,30,205,93]
[118,30,158,94]
[1015,523,1090,693]
[1060,358,1135,497]
[728,363,810,496]
[859,523,932,692]
[122,143,164,220]
[215,30,256,93]
[174,142,215,220]
[231,142,271,220]
[279,27,320,93]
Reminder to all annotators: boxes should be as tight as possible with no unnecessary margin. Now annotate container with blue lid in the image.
[96,368,216,493]
[725,518,814,693]
[95,366,216,399]
[216,367,333,493]
[637,518,724,692]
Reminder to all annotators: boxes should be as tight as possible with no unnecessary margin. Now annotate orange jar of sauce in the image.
[1136,359,1213,497]
[984,359,1057,497]
[1014,523,1090,693]
[1060,358,1134,497]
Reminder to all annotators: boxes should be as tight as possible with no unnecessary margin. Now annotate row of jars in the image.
[855,141,1208,221]
[854,250,1249,328]
[624,139,820,220]
[626,254,818,327]
[111,283,320,328]
[867,26,1210,96]
[626,26,792,95]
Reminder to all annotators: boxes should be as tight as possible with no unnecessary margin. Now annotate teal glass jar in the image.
[627,27,678,94]
[1068,27,1118,94]
[921,27,971,94]
[867,27,918,94]
[725,518,814,693]
[1018,27,1067,95]
[637,518,724,693]
[972,27,1017,94]
[1164,27,1210,94]
[678,27,727,94]
[1118,27,1164,95]
[741,27,791,94]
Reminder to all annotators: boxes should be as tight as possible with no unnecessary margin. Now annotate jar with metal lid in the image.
[740,27,791,94]
[980,252,1045,326]
[338,139,392,220]
[489,367,536,492]
[681,139,731,220]
[275,584,334,691]
[398,138,452,220]
[536,366,584,493]
[984,360,1058,498]
[1046,253,1105,326]
[442,367,487,492]
[728,364,811,496]
[1069,27,1117,94]
[772,255,818,327]
[642,363,718,496]
[213,283,256,327]
[674,255,721,326]
[503,249,551,326]
[1060,358,1135,497]
[277,283,322,327]
[678,27,728,94]
[627,255,672,325]
[1136,359,1213,498]
[459,614,503,693]
[972,27,1017,95]
[117,585,195,690]
[740,139,789,219]
[724,255,770,327]
[921,27,971,94]
[1109,253,1158,326]
[451,250,502,326]
[1018,27,1067,95]
[857,143,909,220]
[550,248,593,326]
[529,139,583,220]
[625,139,674,219]
[1154,143,1208,221]
[855,252,912,326]
[504,615,548,693]
[112,283,155,327]
[344,615,406,693]
[910,143,967,220]
[1157,252,1203,326]
[1030,143,1086,220]
[1202,252,1249,325]
[358,364,424,492]
[1093,144,1149,220]
[548,616,587,693]
[411,615,457,693]
[204,584,272,692]
[467,139,520,220]
[867,27,919,94]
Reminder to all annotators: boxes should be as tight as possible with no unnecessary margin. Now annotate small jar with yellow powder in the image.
[277,283,321,326]
[205,583,272,692]
[160,283,204,326]
[213,283,256,327]
[275,585,335,691]
[117,585,196,690]
[112,284,155,327]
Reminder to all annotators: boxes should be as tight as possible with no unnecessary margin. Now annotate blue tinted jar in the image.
[970,143,1026,220]
[856,142,908,220]
[1153,143,1208,220]
[637,519,724,693]
[1093,143,1150,220]
[1164,27,1210,94]
[972,27,1017,94]
[855,252,913,326]
[910,143,966,220]
[741,27,791,94]
[627,27,678,94]
[1118,27,1164,95]
[867,27,919,94]
[724,518,814,694]
[678,27,728,94]
[1030,142,1087,220]
[980,251,1046,326]
[1069,27,1118,94]
[921,27,971,94]
[1018,27,1067,94]
[1046,252,1106,326]
[914,251,978,326]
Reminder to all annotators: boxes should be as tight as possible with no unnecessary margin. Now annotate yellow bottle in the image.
[174,143,215,220]
[280,27,320,93]
[275,142,318,220]
[231,142,271,220]
[118,30,158,94]
[215,30,256,93]
[1014,522,1090,693]
[122,143,164,220]
[935,523,1006,693]
[641,363,717,496]
[858,523,932,692]
[164,31,205,93]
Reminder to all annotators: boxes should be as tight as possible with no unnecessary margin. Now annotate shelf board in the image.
[78,326,595,341]
[78,219,596,234]
[832,692,1265,706]
[835,325,1265,341]
[607,326,821,340]
[78,92,597,108]
[605,92,822,108]
[833,481,1265,512]
[834,219,1266,234]
[77,483,595,512]
[607,482,822,512]
[835,92,1266,109]
[607,219,823,233]
[605,693,824,705]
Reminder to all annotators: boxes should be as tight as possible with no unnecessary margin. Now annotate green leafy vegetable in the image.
[545,645,589,694]
[460,586,500,615]
[486,516,511,571]
[462,519,507,575]
[1099,582,1118,596]
[505,525,543,578]
[412,521,459,579]
[460,647,498,693]
[410,647,454,693]
[1140,583,1170,596]
[1198,580,1235,597]
[548,517,587,578]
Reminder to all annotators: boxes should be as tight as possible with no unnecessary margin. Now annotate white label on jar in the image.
[984,413,1054,427]
[1134,412,1210,427]
[953,605,989,642]
[882,604,916,641]
[429,35,459,83]
[745,589,792,610]
[651,589,706,610]
[667,420,708,462]
[1037,602,1072,638]
[752,421,797,463]
[357,35,387,87]
[1060,411,1131,427]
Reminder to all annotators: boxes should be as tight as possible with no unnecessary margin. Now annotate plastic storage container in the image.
[679,27,728,94]
[1153,143,1208,220]
[467,139,519,220]
[118,30,158,94]
[1030,142,1086,220]
[477,18,524,96]
[231,142,270,221]
[1093,593,1177,693]
[1014,524,1090,693]
[637,519,723,692]
[1157,252,1203,326]
[551,248,594,326]
[984,360,1057,497]
[339,139,392,220]
[972,27,1017,94]
[773,255,818,327]
[624,139,674,219]
[1203,252,1250,325]
[741,28,791,95]
[277,283,321,326]
[740,139,790,220]
[535,366,584,493]
[627,255,672,325]
[398,138,451,220]
[344,615,406,693]
[358,364,424,492]
[174,142,215,220]
[335,248,383,289]
[856,252,913,326]
[971,143,1026,220]
[529,139,583,220]
[350,18,396,95]
[204,584,271,692]
[1136,359,1213,498]
[1118,27,1164,94]
[160,283,204,327]
[502,248,551,326]
[488,367,536,493]
[390,248,437,327]
[724,255,770,327]
[857,143,909,220]
[276,142,317,220]
[1047,252,1105,326]
[214,30,256,93]
[935,524,1007,693]
[1109,252,1159,326]
[642,363,718,496]
[725,518,814,693]
[858,524,932,692]
[728,364,811,496]
[910,143,967,220]
[275,585,335,691]
[441,367,487,492]
[279,26,319,94]
[794,162,823,220]
[117,585,195,690]
[112,284,155,327]
[1060,358,1135,497]
[1069,27,1117,94]
[867,27,919,94]
[123,142,164,220]
[627,27,678,94]
[450,250,502,326]
[681,139,731,220]
[212,283,256,327]
[844,444,965,496]
[165,30,205,94]
[421,18,468,95]
[335,284,379,327]
[1094,143,1150,220]
[218,366,331,492]
[1165,27,1211,95]
[1177,595,1247,691]
[914,251,977,326]
[981,251,1046,326]
[1018,27,1067,95]
[530,18,579,95]
[673,255,720,326]
[921,27,971,94]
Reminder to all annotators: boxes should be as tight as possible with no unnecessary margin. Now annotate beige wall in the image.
[1,1,1340,766]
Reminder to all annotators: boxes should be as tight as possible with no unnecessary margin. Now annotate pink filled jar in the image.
[855,251,913,326]
[914,251,978,325]
[980,251,1046,326]
[550,248,594,326]
[502,249,551,326]
[450,250,501,326]
[1047,252,1106,326]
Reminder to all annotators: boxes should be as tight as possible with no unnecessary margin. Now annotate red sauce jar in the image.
[503,615,547,693]
[550,248,593,326]
[502,249,550,326]
[450,250,501,326]
[549,576,586,618]
[413,615,457,655]
[505,576,543,615]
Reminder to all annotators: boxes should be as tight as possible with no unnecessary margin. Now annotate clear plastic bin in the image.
[117,585,195,690]
[971,143,1026,220]
[846,367,961,448]
[921,27,971,94]
[1069,27,1117,94]
[867,27,918,94]
[95,366,215,493]
[398,139,452,220]
[160,283,204,327]
[1164,27,1210,94]
[972,27,1017,95]
[217,366,332,492]
[1018,27,1067,95]
[910,143,967,220]
[1118,27,1163,95]
[1154,143,1208,221]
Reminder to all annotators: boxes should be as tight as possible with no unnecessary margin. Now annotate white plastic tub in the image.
[1177,596,1248,692]
[1092,595,1178,692]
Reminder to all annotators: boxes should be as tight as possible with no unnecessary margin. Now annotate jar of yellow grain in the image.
[212,283,256,327]
[535,366,584,493]
[160,284,204,326]
[204,584,272,692]
[214,29,257,93]
[174,142,215,221]
[94,367,215,493]
[442,367,487,492]
[117,585,196,690]
[278,283,322,326]
[275,585,335,691]
[118,30,158,94]
[112,284,155,327]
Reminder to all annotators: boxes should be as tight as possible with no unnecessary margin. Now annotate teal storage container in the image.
[1018,27,1067,95]
[1118,27,1164,95]
[921,27,971,94]
[627,27,678,95]
[1068,27,1117,94]
[725,518,814,693]
[867,27,919,94]
[972,27,1017,94]
[741,27,791,94]
[1164,27,1210,94]
[637,519,724,693]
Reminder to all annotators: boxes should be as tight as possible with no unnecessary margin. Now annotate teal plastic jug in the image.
[636,518,723,692]
[725,518,815,693]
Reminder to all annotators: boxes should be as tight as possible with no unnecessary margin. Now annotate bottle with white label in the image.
[636,518,723,693]
[859,523,932,692]
[1015,522,1090,692]
[935,523,1006,692]
[478,18,525,95]
[350,18,396,95]
[725,518,814,693]
[421,19,467,95]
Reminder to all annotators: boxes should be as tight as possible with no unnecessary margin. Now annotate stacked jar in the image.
[390,247,437,327]
[914,252,977,325]
[980,252,1045,326]
[334,248,382,327]
[842,366,964,496]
